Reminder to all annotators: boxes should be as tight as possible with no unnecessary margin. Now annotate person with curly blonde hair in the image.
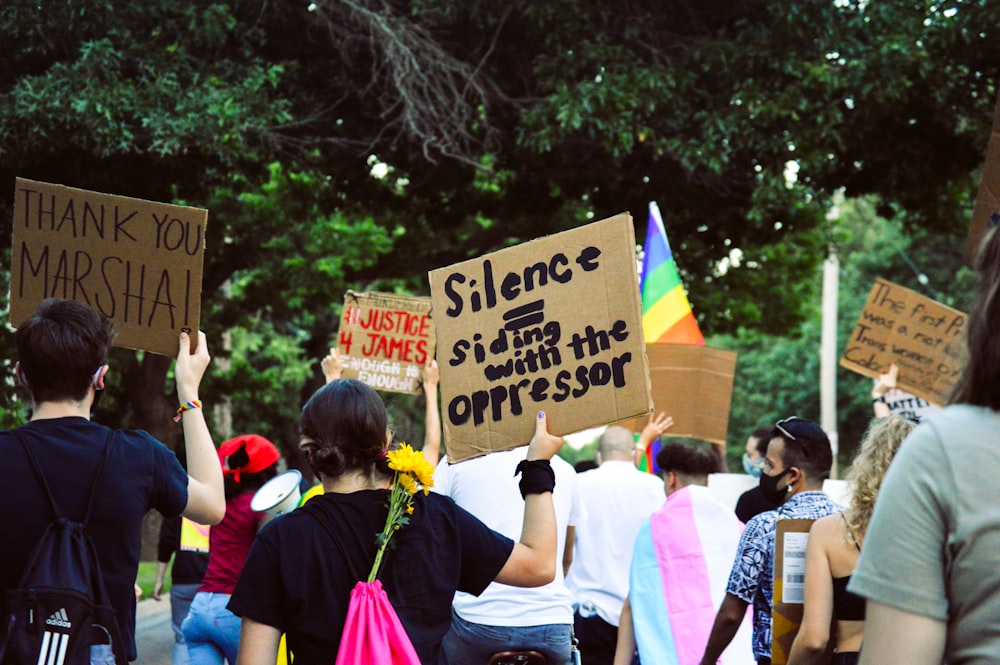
[787,414,914,665]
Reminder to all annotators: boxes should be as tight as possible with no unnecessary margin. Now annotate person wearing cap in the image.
[700,418,840,665]
[182,435,281,665]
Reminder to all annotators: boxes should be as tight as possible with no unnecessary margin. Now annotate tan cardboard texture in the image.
[10,178,207,357]
[337,291,436,395]
[429,213,653,463]
[771,519,832,665]
[644,343,737,445]
[840,278,966,405]
[966,90,1000,264]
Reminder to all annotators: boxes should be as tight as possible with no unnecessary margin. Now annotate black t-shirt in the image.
[0,417,188,661]
[229,489,514,665]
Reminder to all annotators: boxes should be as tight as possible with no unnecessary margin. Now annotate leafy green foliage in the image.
[0,0,995,466]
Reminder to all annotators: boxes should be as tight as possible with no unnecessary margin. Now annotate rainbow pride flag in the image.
[641,202,705,346]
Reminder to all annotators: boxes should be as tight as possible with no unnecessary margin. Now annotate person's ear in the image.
[15,362,29,388]
[787,466,802,489]
[93,364,110,391]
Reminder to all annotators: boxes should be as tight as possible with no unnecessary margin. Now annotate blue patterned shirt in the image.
[726,491,841,660]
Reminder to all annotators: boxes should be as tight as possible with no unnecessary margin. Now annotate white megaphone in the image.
[251,469,303,517]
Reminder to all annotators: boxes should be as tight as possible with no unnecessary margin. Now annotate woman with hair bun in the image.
[787,414,914,665]
[228,379,564,665]
[182,434,281,664]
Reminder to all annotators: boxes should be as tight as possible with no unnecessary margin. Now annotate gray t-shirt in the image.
[850,404,1000,664]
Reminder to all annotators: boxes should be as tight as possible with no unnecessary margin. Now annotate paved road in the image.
[134,598,174,665]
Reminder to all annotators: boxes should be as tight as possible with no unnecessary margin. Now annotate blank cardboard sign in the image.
[840,278,966,406]
[429,213,653,463]
[10,179,207,357]
[337,291,436,395]
[645,343,737,445]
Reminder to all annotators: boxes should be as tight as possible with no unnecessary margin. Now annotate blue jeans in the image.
[442,610,572,665]
[180,592,241,665]
[170,583,200,665]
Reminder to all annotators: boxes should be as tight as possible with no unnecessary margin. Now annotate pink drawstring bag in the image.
[334,580,421,665]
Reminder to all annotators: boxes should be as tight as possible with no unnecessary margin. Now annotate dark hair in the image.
[949,226,1000,408]
[750,427,772,456]
[15,299,116,403]
[299,380,390,479]
[770,418,833,482]
[224,466,279,501]
[656,441,717,478]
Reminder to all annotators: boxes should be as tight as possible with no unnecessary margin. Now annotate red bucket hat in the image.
[219,434,280,483]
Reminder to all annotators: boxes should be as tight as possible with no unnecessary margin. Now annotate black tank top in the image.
[833,513,865,621]
[832,575,866,621]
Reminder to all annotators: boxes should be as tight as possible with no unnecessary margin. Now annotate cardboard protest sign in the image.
[10,178,207,357]
[337,291,436,394]
[771,519,832,665]
[429,213,653,463]
[840,278,966,405]
[966,90,1000,264]
[644,343,737,444]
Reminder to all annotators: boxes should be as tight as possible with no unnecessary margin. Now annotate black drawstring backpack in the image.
[0,430,125,665]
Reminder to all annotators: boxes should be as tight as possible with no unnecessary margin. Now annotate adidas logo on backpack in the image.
[45,609,72,629]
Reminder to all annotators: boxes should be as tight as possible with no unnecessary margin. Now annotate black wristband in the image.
[514,459,555,499]
[872,396,887,404]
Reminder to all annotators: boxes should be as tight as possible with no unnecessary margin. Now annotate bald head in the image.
[599,426,636,461]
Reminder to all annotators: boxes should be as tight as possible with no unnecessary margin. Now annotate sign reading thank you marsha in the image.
[430,213,653,462]
[338,291,436,395]
[840,278,966,405]
[10,178,208,357]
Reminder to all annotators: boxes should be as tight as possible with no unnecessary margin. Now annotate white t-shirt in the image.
[434,447,583,626]
[564,460,665,626]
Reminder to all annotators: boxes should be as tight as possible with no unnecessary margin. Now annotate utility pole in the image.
[821,252,839,479]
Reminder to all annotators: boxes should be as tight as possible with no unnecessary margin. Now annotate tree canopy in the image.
[0,0,996,468]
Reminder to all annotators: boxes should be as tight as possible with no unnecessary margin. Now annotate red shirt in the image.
[199,492,262,594]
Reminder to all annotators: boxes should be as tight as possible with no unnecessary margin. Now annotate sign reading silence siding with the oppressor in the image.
[840,278,967,406]
[337,291,436,395]
[429,212,653,463]
[10,178,208,357]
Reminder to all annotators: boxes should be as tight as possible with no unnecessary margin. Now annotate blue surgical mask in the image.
[742,453,765,478]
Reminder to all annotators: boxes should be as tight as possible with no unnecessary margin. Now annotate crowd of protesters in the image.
[4,226,1000,665]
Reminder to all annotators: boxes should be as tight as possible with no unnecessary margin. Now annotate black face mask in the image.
[759,466,793,504]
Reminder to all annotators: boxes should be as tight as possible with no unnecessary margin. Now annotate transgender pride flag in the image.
[629,485,754,665]
[640,202,705,346]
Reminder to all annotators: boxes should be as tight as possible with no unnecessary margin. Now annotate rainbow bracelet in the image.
[173,400,203,422]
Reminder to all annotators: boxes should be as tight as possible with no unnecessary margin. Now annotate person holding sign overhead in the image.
[228,380,565,665]
[851,225,1000,665]
[0,298,224,662]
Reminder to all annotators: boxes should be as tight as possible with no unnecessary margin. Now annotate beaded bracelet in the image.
[173,400,203,422]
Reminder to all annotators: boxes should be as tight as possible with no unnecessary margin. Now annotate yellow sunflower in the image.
[397,472,418,496]
[387,443,422,474]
